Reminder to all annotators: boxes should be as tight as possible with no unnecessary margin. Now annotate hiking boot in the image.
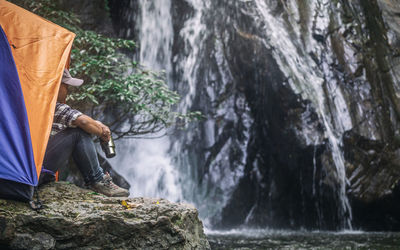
[90,174,130,197]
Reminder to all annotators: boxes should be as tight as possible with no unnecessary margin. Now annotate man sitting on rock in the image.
[39,69,129,197]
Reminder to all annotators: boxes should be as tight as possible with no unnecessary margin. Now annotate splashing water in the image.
[110,0,182,202]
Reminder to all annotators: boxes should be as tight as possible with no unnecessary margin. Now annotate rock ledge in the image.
[0,182,210,249]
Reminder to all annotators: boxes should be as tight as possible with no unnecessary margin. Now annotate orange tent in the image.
[0,0,75,200]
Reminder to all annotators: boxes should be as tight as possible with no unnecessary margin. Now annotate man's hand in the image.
[96,121,111,142]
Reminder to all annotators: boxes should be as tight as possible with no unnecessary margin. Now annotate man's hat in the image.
[61,69,84,86]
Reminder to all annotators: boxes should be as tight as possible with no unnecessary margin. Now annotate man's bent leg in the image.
[71,129,104,184]
[42,128,128,197]
[42,128,103,185]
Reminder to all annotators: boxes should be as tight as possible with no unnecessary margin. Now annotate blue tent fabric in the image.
[0,25,37,186]
[0,178,34,202]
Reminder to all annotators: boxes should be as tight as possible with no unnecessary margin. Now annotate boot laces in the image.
[102,174,119,190]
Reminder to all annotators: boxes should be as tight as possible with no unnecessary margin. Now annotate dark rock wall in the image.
[167,0,350,230]
[334,0,400,230]
[106,0,400,230]
[195,1,340,229]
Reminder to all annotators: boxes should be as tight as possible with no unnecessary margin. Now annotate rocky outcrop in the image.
[0,182,210,249]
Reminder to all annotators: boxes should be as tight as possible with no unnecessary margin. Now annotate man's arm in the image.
[72,114,111,141]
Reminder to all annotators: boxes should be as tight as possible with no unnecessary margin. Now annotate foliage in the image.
[10,0,201,139]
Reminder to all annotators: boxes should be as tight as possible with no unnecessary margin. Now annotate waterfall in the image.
[111,0,359,230]
[110,0,183,202]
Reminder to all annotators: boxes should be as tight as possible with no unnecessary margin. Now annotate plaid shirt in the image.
[51,103,82,136]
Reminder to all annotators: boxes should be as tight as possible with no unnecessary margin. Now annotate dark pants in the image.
[39,128,104,185]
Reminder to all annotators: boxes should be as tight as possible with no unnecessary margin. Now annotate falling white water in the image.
[110,0,357,230]
[138,0,173,73]
[175,0,210,113]
[253,0,353,228]
[109,137,182,199]
[110,0,182,202]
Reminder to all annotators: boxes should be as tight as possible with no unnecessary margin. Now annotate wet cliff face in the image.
[168,1,345,230]
[107,0,400,230]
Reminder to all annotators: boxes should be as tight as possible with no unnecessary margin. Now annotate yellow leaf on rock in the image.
[121,200,130,209]
[120,200,140,209]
